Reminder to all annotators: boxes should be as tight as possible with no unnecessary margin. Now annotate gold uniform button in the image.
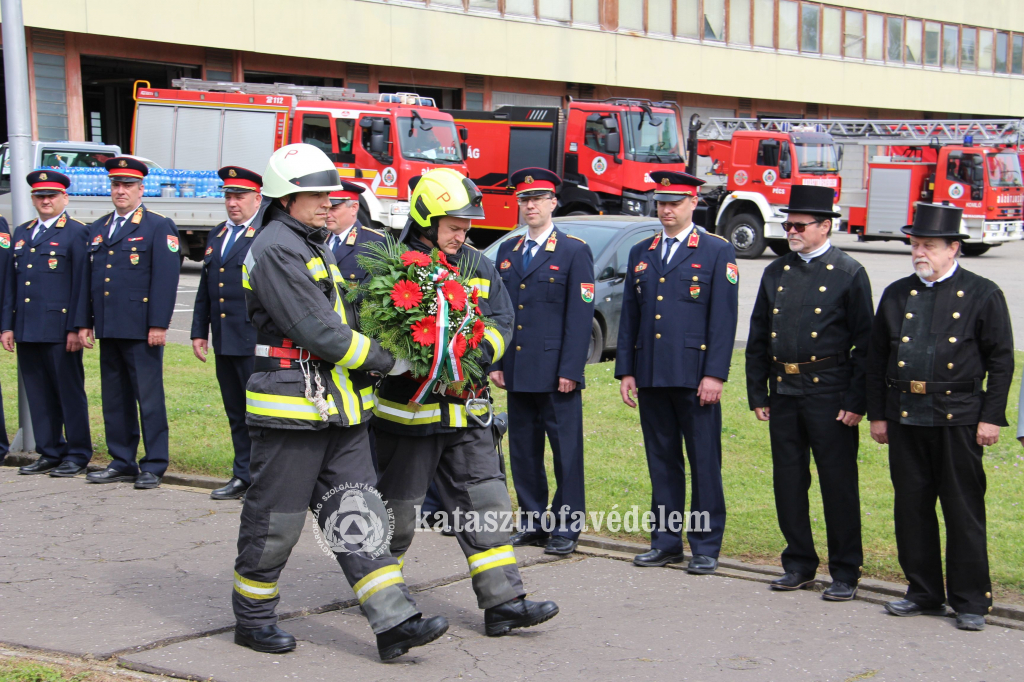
[656,333,662,339]
[61,308,66,314]
[516,345,521,351]
[989,606,993,613]
[517,325,522,330]
[219,282,224,288]
[108,250,114,255]
[30,247,35,253]
[949,337,957,343]
[947,413,953,420]
[986,592,992,599]
[777,376,783,381]
[350,274,356,279]
[26,264,31,269]
[902,336,910,343]
[520,284,526,289]
[771,332,777,338]
[947,363,954,369]
[50,251,55,256]
[24,298,30,302]
[105,277,110,282]
[946,390,951,395]
[549,277,554,282]
[910,289,918,296]
[143,297,148,302]
[518,304,523,310]
[773,356,777,361]
[103,292,108,297]
[905,313,913,319]
[655,314,661,320]
[773,308,779,314]
[219,267,225,273]
[25,281,30,286]
[784,265,790,271]
[219,298,225,303]
[691,276,698,282]
[657,295,663,301]
[700,344,706,350]
[819,286,826,292]
[957,290,964,297]
[812,377,819,383]
[131,247,137,252]
[898,361,905,367]
[811,332,818,338]
[814,308,821,314]
[901,411,908,418]
[826,264,834,270]
[810,356,816,361]
[778,286,784,292]
[952,312,960,319]
[659,277,666,283]
[106,264,112,269]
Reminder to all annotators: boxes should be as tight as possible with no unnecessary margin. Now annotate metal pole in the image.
[2,0,36,453]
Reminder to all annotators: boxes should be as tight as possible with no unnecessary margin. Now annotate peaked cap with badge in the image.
[219,166,263,193]
[650,170,705,202]
[509,167,561,197]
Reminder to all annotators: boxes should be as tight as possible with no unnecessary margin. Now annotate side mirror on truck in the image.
[606,132,621,155]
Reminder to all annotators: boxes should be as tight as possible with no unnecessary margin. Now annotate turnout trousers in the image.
[768,392,862,584]
[19,342,92,467]
[507,390,586,539]
[376,426,526,610]
[99,338,169,476]
[888,421,991,616]
[232,422,418,633]
[638,387,726,558]
[215,354,254,484]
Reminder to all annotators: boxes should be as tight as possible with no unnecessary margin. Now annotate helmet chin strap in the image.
[400,217,441,250]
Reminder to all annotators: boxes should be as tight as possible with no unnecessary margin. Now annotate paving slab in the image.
[0,469,551,658]
[122,556,1024,682]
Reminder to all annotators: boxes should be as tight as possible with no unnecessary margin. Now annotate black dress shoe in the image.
[823,580,858,601]
[956,613,986,631]
[770,571,816,591]
[234,624,296,654]
[544,536,577,556]
[211,477,249,500]
[510,530,549,547]
[484,597,559,637]
[633,548,686,567]
[377,614,449,661]
[86,467,137,484]
[134,472,162,489]
[884,599,948,617]
[18,457,60,475]
[49,461,87,478]
[687,554,718,575]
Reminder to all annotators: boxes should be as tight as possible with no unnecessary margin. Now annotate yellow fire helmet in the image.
[261,143,343,198]
[406,167,485,245]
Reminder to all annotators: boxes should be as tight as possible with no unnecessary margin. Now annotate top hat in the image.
[901,202,966,240]
[650,171,705,202]
[780,185,841,218]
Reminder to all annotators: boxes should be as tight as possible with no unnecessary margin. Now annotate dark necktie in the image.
[522,239,536,269]
[663,237,677,265]
[111,216,126,241]
[222,223,243,257]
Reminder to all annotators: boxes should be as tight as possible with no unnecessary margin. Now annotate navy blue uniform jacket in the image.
[76,206,181,339]
[2,212,89,342]
[331,221,388,285]
[0,217,12,335]
[490,227,595,392]
[614,227,739,388]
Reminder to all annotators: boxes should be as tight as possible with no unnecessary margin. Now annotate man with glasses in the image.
[489,168,595,555]
[745,185,873,601]
[192,166,269,500]
[616,170,739,575]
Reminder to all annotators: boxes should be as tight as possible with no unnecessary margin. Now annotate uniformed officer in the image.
[489,168,594,555]
[374,168,560,637]
[76,156,181,489]
[615,170,739,574]
[0,213,11,466]
[867,203,1014,632]
[1,171,92,477]
[325,180,386,284]
[232,144,446,661]
[192,166,269,500]
[745,185,873,600]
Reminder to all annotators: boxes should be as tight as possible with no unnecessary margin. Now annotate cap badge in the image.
[40,173,48,181]
[118,159,127,168]
[524,175,534,184]
[229,169,237,177]
[661,178,671,186]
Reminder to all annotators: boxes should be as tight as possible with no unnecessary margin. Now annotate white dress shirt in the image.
[31,214,61,241]
[109,204,142,239]
[523,224,554,258]
[222,214,258,257]
[918,261,958,287]
[660,224,694,264]
[797,240,833,263]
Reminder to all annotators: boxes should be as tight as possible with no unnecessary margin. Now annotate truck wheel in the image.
[960,243,991,257]
[725,213,766,259]
[587,317,604,364]
[768,239,791,256]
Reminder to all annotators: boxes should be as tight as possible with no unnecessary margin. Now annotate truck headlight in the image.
[390,203,410,215]
[624,199,642,215]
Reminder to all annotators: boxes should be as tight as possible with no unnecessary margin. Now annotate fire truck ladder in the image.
[171,78,439,107]
[698,117,1024,147]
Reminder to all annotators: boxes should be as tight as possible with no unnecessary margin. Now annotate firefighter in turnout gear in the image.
[231,144,448,661]
[374,168,561,637]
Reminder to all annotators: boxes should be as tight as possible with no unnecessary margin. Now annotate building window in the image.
[821,6,841,56]
[704,0,726,42]
[753,0,775,48]
[465,91,484,110]
[865,13,883,61]
[996,31,1009,73]
[32,52,68,142]
[885,16,903,62]
[942,25,959,68]
[905,19,922,64]
[978,29,994,73]
[924,21,941,66]
[539,0,571,22]
[779,1,799,51]
[960,27,976,71]
[730,0,751,46]
[619,0,643,31]
[649,0,672,35]
[677,0,700,39]
[1013,34,1024,75]
[505,0,535,17]
[844,10,864,59]
[573,0,599,25]
[801,3,820,53]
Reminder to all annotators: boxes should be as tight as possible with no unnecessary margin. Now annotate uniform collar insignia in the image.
[649,233,662,251]
[131,207,144,224]
[513,237,524,252]
[545,231,557,252]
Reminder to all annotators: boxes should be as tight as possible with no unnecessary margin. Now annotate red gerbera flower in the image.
[438,252,460,275]
[469,319,485,349]
[410,316,437,346]
[390,279,423,310]
[452,333,468,358]
[441,280,467,311]
[401,251,432,268]
[470,288,479,304]
[474,305,482,316]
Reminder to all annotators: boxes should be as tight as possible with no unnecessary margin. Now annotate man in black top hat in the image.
[746,185,872,601]
[867,203,1013,631]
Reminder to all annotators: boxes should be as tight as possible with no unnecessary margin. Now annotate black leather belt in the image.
[772,354,845,375]
[886,378,980,395]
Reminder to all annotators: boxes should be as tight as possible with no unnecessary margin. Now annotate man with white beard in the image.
[866,203,1013,632]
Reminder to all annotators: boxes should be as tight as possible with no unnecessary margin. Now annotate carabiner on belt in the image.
[465,388,493,428]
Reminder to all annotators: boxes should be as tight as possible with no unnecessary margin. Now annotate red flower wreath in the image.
[469,319,486,349]
[452,332,468,358]
[441,279,467,311]
[401,251,432,268]
[410,316,437,346]
[390,279,423,310]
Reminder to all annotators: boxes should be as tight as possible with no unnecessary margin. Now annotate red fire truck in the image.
[131,79,469,243]
[686,116,844,259]
[445,98,687,242]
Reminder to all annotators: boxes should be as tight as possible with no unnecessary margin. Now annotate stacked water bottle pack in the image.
[61,167,225,198]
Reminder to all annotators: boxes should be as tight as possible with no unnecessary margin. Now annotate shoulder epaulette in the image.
[707,232,729,242]
[565,234,587,244]
[636,235,655,245]
[464,244,479,251]
[147,209,167,218]
[360,226,385,237]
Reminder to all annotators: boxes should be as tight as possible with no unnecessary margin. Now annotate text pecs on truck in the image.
[130,79,470,258]
[444,98,688,243]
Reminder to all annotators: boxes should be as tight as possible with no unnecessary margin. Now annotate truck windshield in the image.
[986,152,1023,187]
[794,144,839,173]
[397,117,464,163]
[621,112,682,163]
